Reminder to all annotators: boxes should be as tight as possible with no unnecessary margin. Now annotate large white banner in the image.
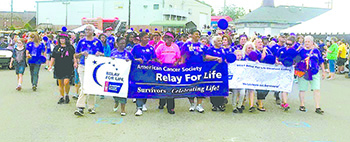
[228,61,294,92]
[83,55,131,98]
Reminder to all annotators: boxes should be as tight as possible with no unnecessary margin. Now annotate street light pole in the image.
[62,1,70,27]
[128,0,131,28]
[11,0,13,28]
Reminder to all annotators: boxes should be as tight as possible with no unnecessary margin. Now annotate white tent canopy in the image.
[71,25,103,34]
[282,1,350,35]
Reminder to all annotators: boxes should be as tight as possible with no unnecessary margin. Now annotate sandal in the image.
[315,108,324,114]
[299,106,306,112]
[257,107,266,112]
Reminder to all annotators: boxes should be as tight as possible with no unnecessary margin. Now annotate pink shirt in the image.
[149,40,164,50]
[156,42,181,64]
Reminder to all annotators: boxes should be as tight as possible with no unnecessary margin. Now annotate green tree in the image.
[24,23,33,31]
[218,4,246,20]
[211,7,216,16]
[9,26,16,30]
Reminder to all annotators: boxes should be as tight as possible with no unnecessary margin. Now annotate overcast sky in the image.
[0,0,334,12]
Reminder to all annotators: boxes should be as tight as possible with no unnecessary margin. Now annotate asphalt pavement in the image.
[0,67,349,142]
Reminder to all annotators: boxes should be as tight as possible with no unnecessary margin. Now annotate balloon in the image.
[218,19,228,30]
[248,51,259,61]
[130,28,134,31]
[286,48,298,58]
[207,31,212,36]
[226,53,236,63]
[43,36,48,41]
[61,26,67,32]
[145,29,150,33]
[155,28,158,31]
[139,29,143,32]
[282,57,293,67]
[290,33,296,36]
[264,55,276,64]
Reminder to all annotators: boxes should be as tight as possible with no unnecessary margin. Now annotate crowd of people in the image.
[7,24,350,117]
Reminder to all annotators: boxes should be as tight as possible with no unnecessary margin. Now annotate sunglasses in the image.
[286,43,293,46]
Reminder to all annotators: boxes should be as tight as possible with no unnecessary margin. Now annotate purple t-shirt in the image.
[298,48,324,64]
[107,36,115,49]
[75,37,103,65]
[256,48,273,62]
[110,49,134,60]
[206,47,226,61]
[270,44,284,57]
[176,41,185,49]
[234,44,243,50]
[131,44,156,62]
[181,42,208,63]
[26,42,45,64]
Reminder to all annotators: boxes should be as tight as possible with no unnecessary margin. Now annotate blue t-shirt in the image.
[181,42,208,63]
[75,37,104,65]
[26,42,45,64]
[206,47,226,62]
[131,44,156,62]
[110,49,134,60]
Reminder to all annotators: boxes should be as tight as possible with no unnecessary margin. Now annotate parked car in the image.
[0,48,13,69]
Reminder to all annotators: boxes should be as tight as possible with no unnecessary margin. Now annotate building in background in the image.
[36,0,211,32]
[234,0,330,36]
[0,11,36,30]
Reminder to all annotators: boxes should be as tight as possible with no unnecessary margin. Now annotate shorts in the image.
[329,59,336,73]
[336,57,346,66]
[298,72,320,91]
[15,65,25,74]
[54,69,74,80]
[113,96,127,104]
[74,68,80,84]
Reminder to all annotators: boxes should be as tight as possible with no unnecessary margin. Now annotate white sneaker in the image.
[196,104,204,113]
[132,99,136,103]
[142,104,147,111]
[113,106,118,112]
[135,109,142,116]
[189,103,196,111]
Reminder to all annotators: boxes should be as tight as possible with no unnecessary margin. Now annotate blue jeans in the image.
[29,64,41,86]
[348,63,350,77]
[329,59,336,73]
[136,99,147,108]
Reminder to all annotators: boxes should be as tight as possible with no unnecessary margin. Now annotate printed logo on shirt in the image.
[146,49,150,52]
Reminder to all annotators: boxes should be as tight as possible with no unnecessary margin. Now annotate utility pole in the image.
[11,0,13,28]
[128,0,131,28]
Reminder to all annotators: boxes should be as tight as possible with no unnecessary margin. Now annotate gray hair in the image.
[211,36,222,46]
[85,24,95,32]
[304,35,314,42]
